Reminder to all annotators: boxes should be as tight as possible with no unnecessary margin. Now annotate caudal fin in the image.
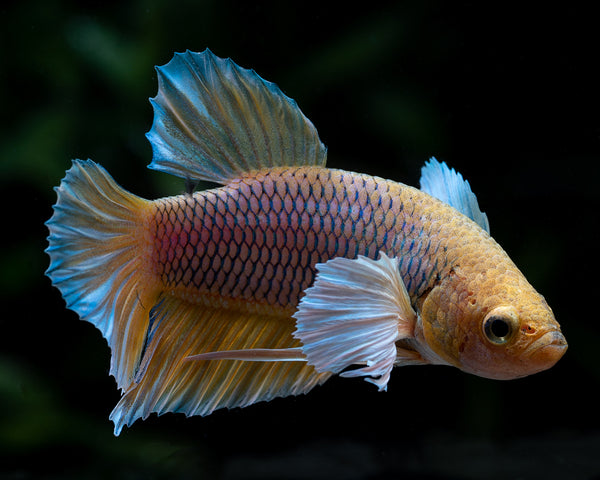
[45,160,160,391]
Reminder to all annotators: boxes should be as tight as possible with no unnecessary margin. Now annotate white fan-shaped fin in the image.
[293,252,417,391]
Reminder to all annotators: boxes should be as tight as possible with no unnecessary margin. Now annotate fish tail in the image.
[45,160,160,391]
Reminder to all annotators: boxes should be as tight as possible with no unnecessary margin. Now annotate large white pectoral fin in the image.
[293,253,417,391]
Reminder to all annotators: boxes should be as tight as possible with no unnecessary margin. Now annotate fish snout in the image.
[524,329,568,368]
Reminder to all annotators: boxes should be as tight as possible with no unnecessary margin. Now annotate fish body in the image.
[154,166,449,313]
[46,50,566,435]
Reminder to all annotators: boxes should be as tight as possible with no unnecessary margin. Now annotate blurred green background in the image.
[2,1,599,478]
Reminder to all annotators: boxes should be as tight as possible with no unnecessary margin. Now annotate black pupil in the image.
[490,318,510,338]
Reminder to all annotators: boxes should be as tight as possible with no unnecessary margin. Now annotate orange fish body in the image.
[154,167,448,313]
[46,50,566,435]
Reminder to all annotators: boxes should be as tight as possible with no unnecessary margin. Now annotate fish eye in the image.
[483,307,519,345]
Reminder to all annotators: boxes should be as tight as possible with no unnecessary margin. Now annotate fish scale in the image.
[152,165,448,314]
[45,49,566,435]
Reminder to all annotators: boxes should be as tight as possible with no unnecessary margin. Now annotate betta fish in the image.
[45,49,567,435]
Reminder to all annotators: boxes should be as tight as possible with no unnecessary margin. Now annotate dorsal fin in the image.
[146,49,327,184]
[419,157,490,233]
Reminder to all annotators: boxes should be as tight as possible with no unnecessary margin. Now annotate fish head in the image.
[416,265,567,380]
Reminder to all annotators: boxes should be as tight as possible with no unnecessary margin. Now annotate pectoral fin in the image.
[293,253,417,391]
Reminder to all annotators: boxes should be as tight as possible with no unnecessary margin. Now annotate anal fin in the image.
[110,295,329,435]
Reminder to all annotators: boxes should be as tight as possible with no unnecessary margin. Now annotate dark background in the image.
[2,1,599,479]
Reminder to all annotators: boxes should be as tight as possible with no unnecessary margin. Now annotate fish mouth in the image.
[523,329,568,365]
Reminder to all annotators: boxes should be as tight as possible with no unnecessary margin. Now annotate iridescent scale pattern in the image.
[152,166,451,312]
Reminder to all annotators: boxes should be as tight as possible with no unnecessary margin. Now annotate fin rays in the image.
[146,49,327,184]
[420,157,490,233]
[45,160,160,391]
[293,253,417,391]
[111,296,330,435]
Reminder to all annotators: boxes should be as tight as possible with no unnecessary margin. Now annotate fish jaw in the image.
[479,328,568,381]
[520,328,568,375]
[456,313,568,380]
